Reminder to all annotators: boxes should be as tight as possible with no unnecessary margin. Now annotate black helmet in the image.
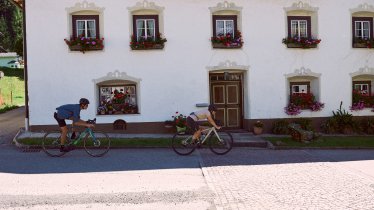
[79,98,90,105]
[208,104,217,112]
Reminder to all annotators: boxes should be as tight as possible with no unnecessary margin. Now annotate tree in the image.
[0,0,23,54]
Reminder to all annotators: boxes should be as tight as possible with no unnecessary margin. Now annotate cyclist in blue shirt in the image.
[54,98,94,152]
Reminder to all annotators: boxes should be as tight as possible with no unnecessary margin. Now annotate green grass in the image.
[0,67,25,108]
[0,104,19,113]
[18,137,172,147]
[265,136,374,148]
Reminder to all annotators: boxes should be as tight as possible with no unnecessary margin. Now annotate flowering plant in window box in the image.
[97,101,107,115]
[350,90,374,111]
[211,30,243,49]
[353,38,374,49]
[285,93,324,115]
[130,33,167,50]
[64,35,104,53]
[282,36,321,49]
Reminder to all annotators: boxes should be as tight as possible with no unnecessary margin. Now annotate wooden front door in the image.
[210,73,243,129]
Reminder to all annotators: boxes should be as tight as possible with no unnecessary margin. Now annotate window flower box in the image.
[211,30,243,49]
[351,90,374,111]
[282,37,321,49]
[130,33,167,50]
[64,36,104,53]
[285,93,324,116]
[353,38,374,49]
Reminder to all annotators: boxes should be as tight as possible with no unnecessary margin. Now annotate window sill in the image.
[131,44,164,50]
[286,43,317,49]
[212,43,242,49]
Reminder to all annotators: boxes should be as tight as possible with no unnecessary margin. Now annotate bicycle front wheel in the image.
[42,131,67,157]
[171,133,196,155]
[208,131,233,155]
[84,131,110,157]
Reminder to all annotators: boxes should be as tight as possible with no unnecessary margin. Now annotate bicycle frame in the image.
[68,127,95,146]
[198,126,223,144]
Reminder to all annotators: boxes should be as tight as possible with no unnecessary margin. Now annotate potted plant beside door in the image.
[253,121,264,135]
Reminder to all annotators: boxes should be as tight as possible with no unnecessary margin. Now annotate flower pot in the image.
[176,126,187,134]
[253,126,263,135]
[112,103,123,111]
[100,110,106,115]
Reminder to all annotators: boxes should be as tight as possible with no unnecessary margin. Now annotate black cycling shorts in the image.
[187,116,199,132]
[54,112,66,127]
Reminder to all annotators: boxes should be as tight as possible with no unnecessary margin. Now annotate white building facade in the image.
[25,0,374,132]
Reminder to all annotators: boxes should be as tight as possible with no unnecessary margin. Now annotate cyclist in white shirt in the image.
[187,104,221,141]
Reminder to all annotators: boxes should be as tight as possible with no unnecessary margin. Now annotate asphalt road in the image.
[0,106,25,145]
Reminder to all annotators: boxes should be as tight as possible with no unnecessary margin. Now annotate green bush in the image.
[272,119,289,134]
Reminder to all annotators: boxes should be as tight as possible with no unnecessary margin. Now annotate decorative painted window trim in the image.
[65,1,105,53]
[284,68,323,115]
[93,70,142,115]
[209,1,243,49]
[284,2,320,49]
[206,60,249,71]
[350,66,374,111]
[350,3,374,14]
[128,0,165,50]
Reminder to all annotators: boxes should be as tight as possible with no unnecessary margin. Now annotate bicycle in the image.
[42,118,111,157]
[171,126,233,155]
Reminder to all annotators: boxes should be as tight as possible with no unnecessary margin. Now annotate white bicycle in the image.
[171,126,233,155]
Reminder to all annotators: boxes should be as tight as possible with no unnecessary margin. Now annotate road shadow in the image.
[1,146,374,174]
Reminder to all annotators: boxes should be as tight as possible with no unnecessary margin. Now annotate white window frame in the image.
[215,20,235,37]
[291,20,308,38]
[136,19,156,41]
[291,84,309,94]
[76,19,96,38]
[354,21,371,39]
[354,83,370,95]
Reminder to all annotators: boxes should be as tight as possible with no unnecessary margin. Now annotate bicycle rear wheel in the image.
[84,131,110,157]
[171,133,196,155]
[208,131,233,155]
[42,131,67,157]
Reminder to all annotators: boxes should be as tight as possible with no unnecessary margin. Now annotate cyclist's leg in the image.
[187,116,200,141]
[54,112,69,151]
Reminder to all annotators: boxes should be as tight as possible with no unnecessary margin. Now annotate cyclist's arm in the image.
[207,115,221,130]
[73,119,94,128]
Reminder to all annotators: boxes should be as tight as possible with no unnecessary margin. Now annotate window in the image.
[287,16,311,38]
[99,85,138,114]
[290,82,310,94]
[352,17,373,40]
[72,15,99,38]
[213,15,237,37]
[133,15,159,41]
[353,81,371,96]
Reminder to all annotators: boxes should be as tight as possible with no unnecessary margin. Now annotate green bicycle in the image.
[42,119,111,157]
